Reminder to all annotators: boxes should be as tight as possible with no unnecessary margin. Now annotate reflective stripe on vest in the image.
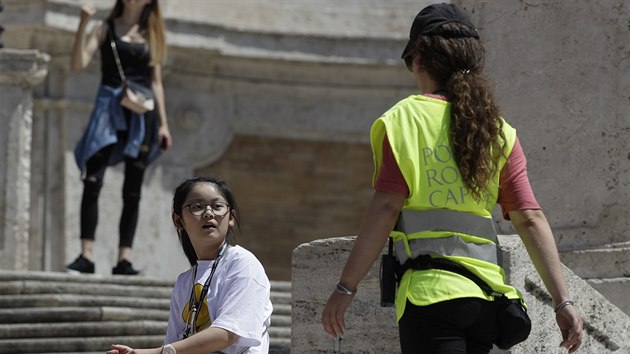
[394,209,501,266]
[394,236,500,265]
[398,209,498,243]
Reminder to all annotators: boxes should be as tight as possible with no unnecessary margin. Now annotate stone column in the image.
[0,49,49,270]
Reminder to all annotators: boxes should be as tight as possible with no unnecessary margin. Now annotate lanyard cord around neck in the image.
[183,242,229,339]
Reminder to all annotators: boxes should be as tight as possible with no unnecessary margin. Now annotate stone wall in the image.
[291,236,630,353]
[0,0,628,308]
[1,0,414,279]
[197,135,374,279]
[462,0,630,249]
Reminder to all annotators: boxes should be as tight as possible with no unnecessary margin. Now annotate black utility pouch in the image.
[380,238,398,307]
[494,296,531,349]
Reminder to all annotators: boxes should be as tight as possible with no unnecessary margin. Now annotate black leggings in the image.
[80,142,148,249]
[399,298,498,354]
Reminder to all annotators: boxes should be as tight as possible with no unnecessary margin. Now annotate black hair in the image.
[172,176,241,266]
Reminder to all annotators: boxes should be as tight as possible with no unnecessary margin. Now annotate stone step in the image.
[271,303,291,316]
[0,296,290,319]
[0,336,164,354]
[0,319,291,340]
[0,310,291,326]
[0,321,166,339]
[0,294,170,310]
[0,307,169,324]
[560,246,630,278]
[0,292,290,310]
[560,245,630,317]
[0,335,291,354]
[268,326,291,338]
[16,343,292,354]
[270,289,291,305]
[271,314,291,327]
[0,284,288,310]
[0,270,293,353]
[0,273,291,303]
[587,277,630,316]
[0,280,173,298]
[270,280,292,293]
[0,270,174,287]
[0,309,293,328]
[0,270,291,290]
[270,337,291,348]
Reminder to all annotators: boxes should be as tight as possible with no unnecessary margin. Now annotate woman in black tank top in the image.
[68,0,171,276]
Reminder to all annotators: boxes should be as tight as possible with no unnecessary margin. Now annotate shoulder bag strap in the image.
[108,20,127,83]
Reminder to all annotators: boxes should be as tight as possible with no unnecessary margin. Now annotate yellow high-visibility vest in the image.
[370,94,523,321]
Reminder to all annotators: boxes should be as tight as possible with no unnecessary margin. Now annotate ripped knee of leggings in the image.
[83,176,104,198]
[122,190,142,204]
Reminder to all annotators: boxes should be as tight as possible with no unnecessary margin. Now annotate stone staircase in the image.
[0,270,291,353]
[560,243,630,316]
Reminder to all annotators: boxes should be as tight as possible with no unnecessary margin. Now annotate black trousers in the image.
[79,111,155,249]
[399,298,498,354]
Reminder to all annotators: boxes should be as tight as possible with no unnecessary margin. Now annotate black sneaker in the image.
[66,255,95,274]
[112,259,140,275]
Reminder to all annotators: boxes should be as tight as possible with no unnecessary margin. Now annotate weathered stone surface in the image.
[0,270,292,353]
[0,49,49,86]
[292,236,398,353]
[292,236,630,353]
[0,48,48,271]
[0,0,628,312]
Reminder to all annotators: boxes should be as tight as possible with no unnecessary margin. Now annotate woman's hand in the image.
[321,289,355,338]
[158,125,173,152]
[79,3,96,23]
[556,305,583,353]
[71,2,103,74]
[321,190,404,339]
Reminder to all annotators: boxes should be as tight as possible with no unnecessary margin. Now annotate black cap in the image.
[402,3,479,58]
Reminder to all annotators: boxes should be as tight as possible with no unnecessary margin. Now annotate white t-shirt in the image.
[165,245,273,354]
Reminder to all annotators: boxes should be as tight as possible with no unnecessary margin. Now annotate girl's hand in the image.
[79,3,97,22]
[106,344,134,354]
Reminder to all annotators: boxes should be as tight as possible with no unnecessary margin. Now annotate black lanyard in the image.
[182,242,228,339]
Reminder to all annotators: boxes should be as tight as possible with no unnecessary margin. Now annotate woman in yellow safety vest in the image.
[322,3,583,353]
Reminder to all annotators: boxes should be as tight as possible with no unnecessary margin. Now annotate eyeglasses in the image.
[183,201,230,217]
[402,51,414,72]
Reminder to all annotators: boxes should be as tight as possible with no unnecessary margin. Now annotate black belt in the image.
[395,248,502,297]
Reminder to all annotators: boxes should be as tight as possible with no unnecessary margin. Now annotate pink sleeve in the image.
[498,137,541,220]
[374,135,410,196]
[375,134,539,217]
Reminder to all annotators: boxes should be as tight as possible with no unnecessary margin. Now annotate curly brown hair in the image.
[410,23,506,201]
